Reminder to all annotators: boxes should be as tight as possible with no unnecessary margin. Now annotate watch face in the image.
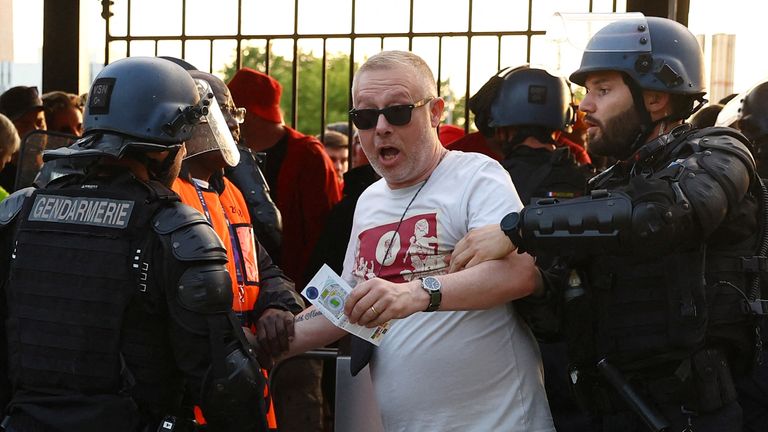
[423,276,441,291]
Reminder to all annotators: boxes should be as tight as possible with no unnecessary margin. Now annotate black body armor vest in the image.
[575,127,762,373]
[2,173,181,431]
[501,146,591,205]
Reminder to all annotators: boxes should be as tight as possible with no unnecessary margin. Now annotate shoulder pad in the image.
[693,131,756,174]
[0,187,34,226]
[153,202,228,262]
[177,263,233,313]
[152,202,209,235]
[170,222,228,262]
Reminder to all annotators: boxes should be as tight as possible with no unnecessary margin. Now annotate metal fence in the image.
[102,0,624,135]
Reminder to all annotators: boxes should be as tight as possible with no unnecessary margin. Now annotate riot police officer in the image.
[489,65,592,205]
[715,80,768,432]
[0,57,268,431]
[453,15,763,431]
[734,81,768,177]
[488,65,594,431]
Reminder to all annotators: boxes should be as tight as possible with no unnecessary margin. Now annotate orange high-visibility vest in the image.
[173,176,278,430]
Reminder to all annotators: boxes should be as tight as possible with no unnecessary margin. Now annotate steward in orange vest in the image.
[173,70,304,431]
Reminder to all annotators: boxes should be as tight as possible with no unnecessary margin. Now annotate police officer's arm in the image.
[455,137,756,262]
[253,240,305,356]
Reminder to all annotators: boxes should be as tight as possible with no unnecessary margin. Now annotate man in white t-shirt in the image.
[280,50,554,432]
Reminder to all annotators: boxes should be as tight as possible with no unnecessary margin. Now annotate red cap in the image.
[438,124,465,147]
[227,67,283,124]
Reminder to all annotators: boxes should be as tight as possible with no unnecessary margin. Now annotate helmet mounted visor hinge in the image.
[161,96,211,138]
[634,54,653,74]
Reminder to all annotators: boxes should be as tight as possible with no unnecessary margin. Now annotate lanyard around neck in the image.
[190,179,248,298]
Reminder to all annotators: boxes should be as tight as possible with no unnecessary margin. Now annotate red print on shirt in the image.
[354,213,447,283]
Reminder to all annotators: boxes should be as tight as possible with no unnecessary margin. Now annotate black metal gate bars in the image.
[102,0,624,134]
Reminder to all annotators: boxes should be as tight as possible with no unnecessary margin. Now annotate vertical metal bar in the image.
[408,0,414,51]
[613,0,618,12]
[496,35,501,72]
[265,39,271,75]
[236,0,243,69]
[380,37,384,51]
[154,40,158,56]
[126,0,132,57]
[209,39,214,73]
[181,0,187,58]
[589,0,594,12]
[464,0,473,130]
[526,0,533,63]
[104,1,111,64]
[291,0,300,128]
[320,38,328,139]
[42,0,80,93]
[348,0,357,162]
[437,36,442,96]
[668,0,678,19]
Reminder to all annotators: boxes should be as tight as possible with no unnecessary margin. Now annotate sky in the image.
[6,0,768,98]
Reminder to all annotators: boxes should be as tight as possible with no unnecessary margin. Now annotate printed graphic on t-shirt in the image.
[354,213,448,283]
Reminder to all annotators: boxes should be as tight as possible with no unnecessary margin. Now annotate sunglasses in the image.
[349,97,433,130]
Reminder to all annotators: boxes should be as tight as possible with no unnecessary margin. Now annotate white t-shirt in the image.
[342,150,555,432]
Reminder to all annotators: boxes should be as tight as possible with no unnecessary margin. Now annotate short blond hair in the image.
[0,113,20,157]
[352,50,437,101]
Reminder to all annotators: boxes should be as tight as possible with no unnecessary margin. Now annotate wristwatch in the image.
[419,276,442,312]
[500,212,523,248]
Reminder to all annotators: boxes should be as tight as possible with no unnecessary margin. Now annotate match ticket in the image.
[302,264,391,346]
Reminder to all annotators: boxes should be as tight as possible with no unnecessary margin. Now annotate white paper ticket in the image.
[302,264,391,346]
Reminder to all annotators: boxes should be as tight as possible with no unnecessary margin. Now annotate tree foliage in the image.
[221,46,352,136]
[221,46,467,136]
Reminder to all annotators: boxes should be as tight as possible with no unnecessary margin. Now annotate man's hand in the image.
[242,326,274,369]
[449,224,516,273]
[255,308,295,359]
[344,278,429,328]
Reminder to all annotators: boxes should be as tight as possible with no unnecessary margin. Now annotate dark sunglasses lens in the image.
[351,110,378,130]
[382,105,413,126]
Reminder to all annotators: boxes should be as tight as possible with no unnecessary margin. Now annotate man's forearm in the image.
[279,306,347,360]
[438,251,539,310]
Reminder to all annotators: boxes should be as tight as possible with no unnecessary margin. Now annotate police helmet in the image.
[569,15,705,98]
[47,57,208,161]
[739,81,768,142]
[489,66,573,131]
